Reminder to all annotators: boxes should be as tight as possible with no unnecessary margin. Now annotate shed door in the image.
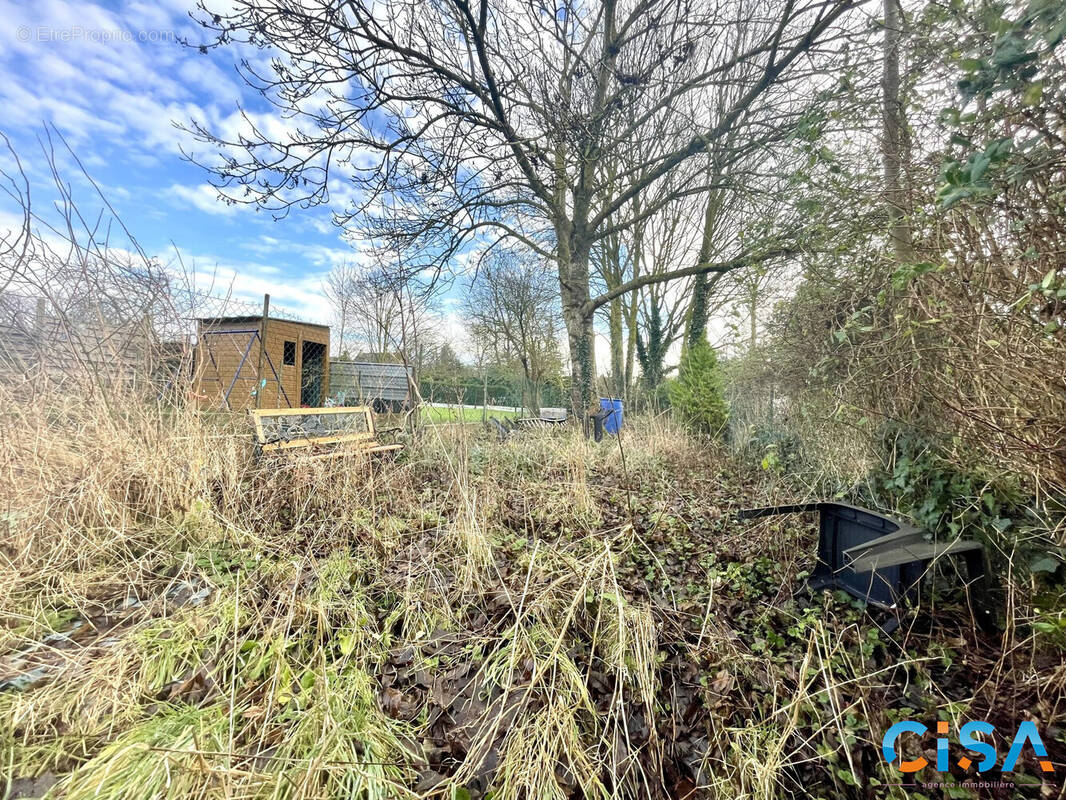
[300,341,326,406]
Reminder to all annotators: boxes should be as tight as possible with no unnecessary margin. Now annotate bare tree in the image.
[348,270,405,359]
[631,198,698,391]
[187,0,861,413]
[465,326,492,421]
[463,254,562,414]
[322,262,361,357]
[726,258,790,353]
[324,261,442,390]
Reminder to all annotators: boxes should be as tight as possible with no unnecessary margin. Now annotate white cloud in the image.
[177,57,243,107]
[0,0,403,338]
[0,0,252,160]
[166,182,238,216]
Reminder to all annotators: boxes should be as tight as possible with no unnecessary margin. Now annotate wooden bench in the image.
[248,406,403,459]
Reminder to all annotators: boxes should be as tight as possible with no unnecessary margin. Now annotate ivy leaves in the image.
[937,137,1013,209]
[936,0,1066,209]
[954,0,1066,102]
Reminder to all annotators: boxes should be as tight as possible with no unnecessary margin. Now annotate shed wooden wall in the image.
[194,319,330,410]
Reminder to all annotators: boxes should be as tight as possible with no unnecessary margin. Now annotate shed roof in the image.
[195,315,329,330]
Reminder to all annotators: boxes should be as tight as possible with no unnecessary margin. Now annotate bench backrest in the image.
[249,406,377,451]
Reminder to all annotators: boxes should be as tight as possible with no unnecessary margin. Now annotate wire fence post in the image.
[256,293,269,409]
[33,297,46,373]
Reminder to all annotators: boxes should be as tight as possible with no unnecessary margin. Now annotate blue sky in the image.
[0,0,367,323]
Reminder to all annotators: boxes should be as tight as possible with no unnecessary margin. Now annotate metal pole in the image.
[223,333,258,411]
[261,347,292,408]
[34,297,46,373]
[256,293,269,408]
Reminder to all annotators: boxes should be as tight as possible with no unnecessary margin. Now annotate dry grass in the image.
[0,377,1062,800]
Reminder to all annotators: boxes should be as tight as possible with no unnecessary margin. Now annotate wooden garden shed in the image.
[193,312,330,411]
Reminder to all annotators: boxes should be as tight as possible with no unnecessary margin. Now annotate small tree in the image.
[668,340,728,435]
[463,254,563,415]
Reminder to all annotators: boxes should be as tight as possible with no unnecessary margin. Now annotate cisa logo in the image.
[882,719,1055,775]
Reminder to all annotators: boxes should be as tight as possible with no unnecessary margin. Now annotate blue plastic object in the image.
[599,397,623,435]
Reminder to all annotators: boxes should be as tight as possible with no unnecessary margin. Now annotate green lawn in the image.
[420,404,497,424]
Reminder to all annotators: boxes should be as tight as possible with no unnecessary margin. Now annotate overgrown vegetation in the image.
[1,382,1062,799]
[728,0,1066,591]
[2,0,1065,797]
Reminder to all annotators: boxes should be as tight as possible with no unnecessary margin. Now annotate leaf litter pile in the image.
[0,403,1062,799]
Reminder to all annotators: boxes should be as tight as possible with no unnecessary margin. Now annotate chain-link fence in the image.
[0,283,317,400]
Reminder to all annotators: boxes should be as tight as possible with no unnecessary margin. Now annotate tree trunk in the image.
[608,295,624,397]
[684,190,721,350]
[750,293,758,349]
[883,0,914,265]
[558,229,596,417]
[563,299,595,416]
[624,289,638,399]
[637,299,668,391]
[623,205,644,399]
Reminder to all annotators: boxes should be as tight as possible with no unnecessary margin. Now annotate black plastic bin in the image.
[738,502,994,629]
